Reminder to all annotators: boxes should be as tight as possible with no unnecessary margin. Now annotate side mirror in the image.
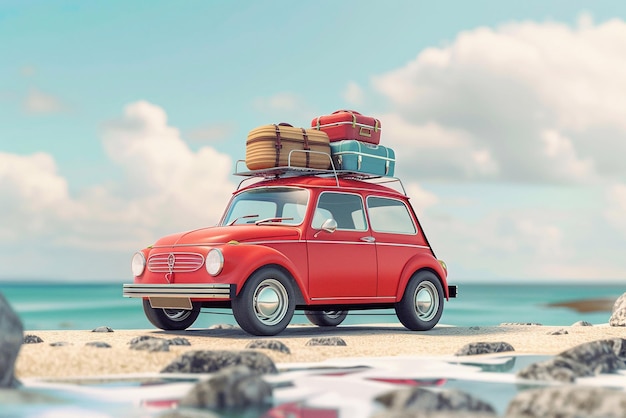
[314,219,337,237]
[321,218,337,233]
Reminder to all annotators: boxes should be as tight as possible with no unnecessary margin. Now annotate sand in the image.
[15,323,626,380]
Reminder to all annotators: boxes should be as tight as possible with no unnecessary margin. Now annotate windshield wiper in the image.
[228,214,259,226]
[255,217,294,225]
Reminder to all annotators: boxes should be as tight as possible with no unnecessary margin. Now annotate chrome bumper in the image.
[123,283,235,299]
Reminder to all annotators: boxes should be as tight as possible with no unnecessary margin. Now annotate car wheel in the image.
[232,267,295,336]
[142,299,201,331]
[395,271,444,331]
[304,310,348,327]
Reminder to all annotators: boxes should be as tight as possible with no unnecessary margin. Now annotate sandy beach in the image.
[15,323,626,379]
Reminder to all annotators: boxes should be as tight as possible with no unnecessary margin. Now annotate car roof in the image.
[236,175,408,199]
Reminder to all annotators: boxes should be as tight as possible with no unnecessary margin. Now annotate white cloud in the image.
[23,88,66,114]
[0,101,235,279]
[371,16,626,184]
[604,183,626,233]
[343,81,365,106]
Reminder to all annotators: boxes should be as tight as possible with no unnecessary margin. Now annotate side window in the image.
[312,192,367,231]
[367,197,417,234]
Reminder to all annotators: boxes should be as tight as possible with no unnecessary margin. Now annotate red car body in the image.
[124,170,456,336]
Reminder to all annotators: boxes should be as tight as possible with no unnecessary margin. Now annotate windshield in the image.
[221,187,309,226]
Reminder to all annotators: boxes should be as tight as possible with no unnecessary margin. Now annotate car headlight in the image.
[131,252,146,276]
[206,249,224,276]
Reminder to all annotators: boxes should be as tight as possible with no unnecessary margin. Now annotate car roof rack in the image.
[233,150,407,195]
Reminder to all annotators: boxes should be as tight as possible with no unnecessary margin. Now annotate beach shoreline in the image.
[15,323,625,379]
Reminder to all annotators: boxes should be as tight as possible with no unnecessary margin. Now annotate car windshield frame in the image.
[220,186,310,227]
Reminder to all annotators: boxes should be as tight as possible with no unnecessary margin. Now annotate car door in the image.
[366,196,430,298]
[306,191,378,299]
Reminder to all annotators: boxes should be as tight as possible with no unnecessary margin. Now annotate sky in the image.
[1,1,625,283]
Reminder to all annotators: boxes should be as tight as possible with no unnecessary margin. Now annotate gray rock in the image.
[305,337,347,346]
[559,338,626,374]
[179,365,272,411]
[506,386,626,418]
[469,326,480,330]
[375,387,496,415]
[23,334,43,344]
[50,341,71,347]
[0,292,23,388]
[161,350,277,375]
[517,338,626,382]
[517,356,592,382]
[85,341,111,348]
[208,324,235,330]
[130,337,170,352]
[92,326,114,333]
[500,322,542,326]
[128,335,155,345]
[610,308,626,326]
[547,328,569,335]
[168,337,191,346]
[572,320,593,326]
[612,292,626,313]
[454,342,515,356]
[246,339,291,354]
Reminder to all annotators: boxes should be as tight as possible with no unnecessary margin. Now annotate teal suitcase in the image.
[330,140,395,177]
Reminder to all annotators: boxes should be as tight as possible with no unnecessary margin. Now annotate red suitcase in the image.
[311,110,381,144]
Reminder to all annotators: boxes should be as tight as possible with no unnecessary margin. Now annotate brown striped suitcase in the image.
[246,123,331,170]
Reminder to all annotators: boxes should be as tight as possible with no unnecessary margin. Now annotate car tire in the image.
[142,299,201,331]
[304,310,348,327]
[232,267,295,336]
[395,271,444,331]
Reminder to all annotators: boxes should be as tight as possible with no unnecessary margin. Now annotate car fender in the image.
[221,243,308,302]
[395,253,450,300]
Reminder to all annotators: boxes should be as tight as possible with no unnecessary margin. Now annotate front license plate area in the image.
[149,297,193,310]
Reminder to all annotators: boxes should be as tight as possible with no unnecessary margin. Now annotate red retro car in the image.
[123,166,457,336]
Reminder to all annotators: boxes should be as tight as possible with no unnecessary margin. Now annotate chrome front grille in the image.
[148,252,205,273]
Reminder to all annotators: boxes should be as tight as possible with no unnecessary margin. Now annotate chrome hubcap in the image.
[323,310,344,319]
[163,309,191,322]
[253,279,288,325]
[414,281,439,321]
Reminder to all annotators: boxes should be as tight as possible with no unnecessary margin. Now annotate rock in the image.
[612,293,626,313]
[559,338,626,374]
[130,337,170,352]
[375,387,497,416]
[469,326,480,330]
[92,326,114,333]
[23,334,44,344]
[454,342,515,356]
[506,386,626,417]
[245,339,291,354]
[179,365,272,411]
[0,292,23,388]
[168,337,191,346]
[128,335,155,345]
[572,320,593,326]
[517,356,591,383]
[50,341,71,347]
[85,341,111,348]
[305,337,347,346]
[546,328,568,335]
[208,324,235,330]
[500,322,542,326]
[517,338,626,382]
[161,350,277,375]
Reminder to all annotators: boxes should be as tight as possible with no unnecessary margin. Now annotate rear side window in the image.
[312,192,367,231]
[367,196,417,234]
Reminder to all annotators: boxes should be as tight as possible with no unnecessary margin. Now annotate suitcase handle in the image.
[332,110,361,128]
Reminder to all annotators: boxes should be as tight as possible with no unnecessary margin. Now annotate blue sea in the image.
[1,281,623,330]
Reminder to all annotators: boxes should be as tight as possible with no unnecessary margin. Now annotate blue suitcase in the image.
[330,140,395,177]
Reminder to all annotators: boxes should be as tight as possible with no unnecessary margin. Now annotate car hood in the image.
[152,225,301,247]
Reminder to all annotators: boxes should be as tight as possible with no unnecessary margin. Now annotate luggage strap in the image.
[273,124,283,167]
[301,128,310,168]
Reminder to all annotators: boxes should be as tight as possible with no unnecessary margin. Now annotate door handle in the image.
[360,236,375,243]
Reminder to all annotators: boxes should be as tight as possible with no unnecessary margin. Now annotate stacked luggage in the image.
[245,109,396,177]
